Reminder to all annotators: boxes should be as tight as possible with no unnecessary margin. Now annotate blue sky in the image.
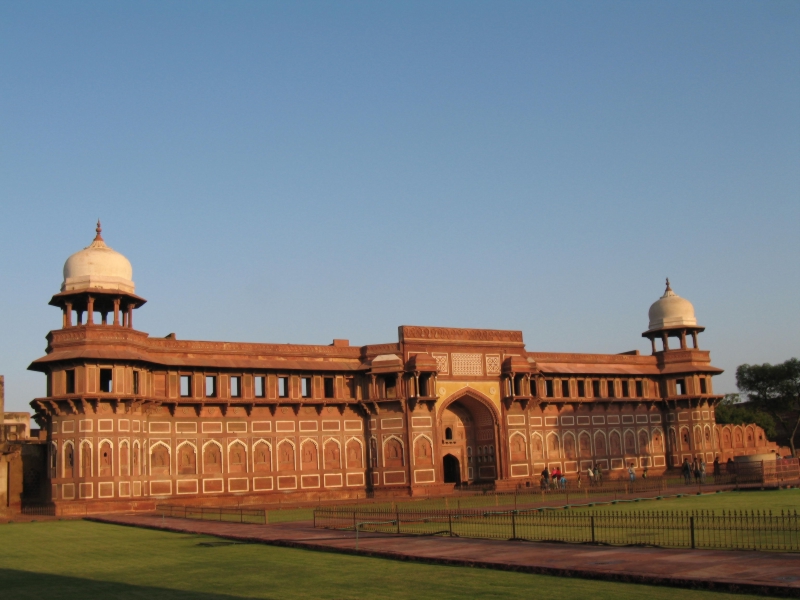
[1,1,798,411]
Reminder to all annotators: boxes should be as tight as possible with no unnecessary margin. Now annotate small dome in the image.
[61,222,135,294]
[647,279,697,331]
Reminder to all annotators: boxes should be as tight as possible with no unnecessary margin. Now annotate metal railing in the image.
[156,504,268,524]
[313,506,800,552]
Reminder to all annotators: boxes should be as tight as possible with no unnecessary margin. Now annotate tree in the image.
[714,393,776,439]
[736,359,800,457]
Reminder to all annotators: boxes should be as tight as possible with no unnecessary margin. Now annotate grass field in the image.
[569,487,800,514]
[0,520,771,600]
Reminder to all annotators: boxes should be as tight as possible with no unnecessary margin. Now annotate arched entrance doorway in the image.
[443,454,461,484]
[440,394,498,484]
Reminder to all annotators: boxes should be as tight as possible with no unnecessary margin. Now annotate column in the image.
[680,330,687,349]
[691,331,698,349]
[113,298,120,326]
[86,296,94,325]
[127,304,133,329]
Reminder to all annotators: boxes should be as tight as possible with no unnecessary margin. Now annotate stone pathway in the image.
[90,514,800,597]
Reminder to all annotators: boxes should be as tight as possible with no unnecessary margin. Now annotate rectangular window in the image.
[561,379,570,398]
[699,378,707,394]
[417,375,427,397]
[577,380,585,398]
[206,375,217,398]
[621,380,629,398]
[133,371,140,395]
[635,380,644,398]
[323,377,334,399]
[606,380,616,398]
[66,369,76,394]
[180,375,191,397]
[100,368,113,393]
[545,380,554,398]
[231,376,241,398]
[676,379,686,396]
[255,376,265,398]
[592,379,601,398]
[530,378,537,397]
[383,376,396,399]
[301,377,312,398]
[278,377,289,398]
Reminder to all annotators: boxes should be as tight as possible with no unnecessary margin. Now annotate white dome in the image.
[61,222,135,294]
[647,279,697,331]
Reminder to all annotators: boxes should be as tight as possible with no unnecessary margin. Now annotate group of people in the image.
[683,455,737,484]
[539,466,568,490]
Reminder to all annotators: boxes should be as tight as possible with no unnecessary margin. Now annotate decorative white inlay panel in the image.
[485,355,501,375]
[432,353,449,374]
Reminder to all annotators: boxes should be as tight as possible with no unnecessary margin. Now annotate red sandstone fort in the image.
[1,224,782,512]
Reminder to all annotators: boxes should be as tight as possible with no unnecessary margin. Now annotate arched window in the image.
[324,440,341,470]
[253,442,271,472]
[99,441,113,477]
[229,442,247,473]
[346,439,363,469]
[119,441,130,477]
[151,443,170,476]
[178,443,197,475]
[203,442,222,474]
[278,441,295,472]
[445,427,453,440]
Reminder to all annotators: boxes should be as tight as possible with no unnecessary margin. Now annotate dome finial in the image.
[665,277,671,292]
[95,219,103,241]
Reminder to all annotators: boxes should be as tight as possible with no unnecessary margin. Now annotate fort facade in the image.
[27,224,777,509]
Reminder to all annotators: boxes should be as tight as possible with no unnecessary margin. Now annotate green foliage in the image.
[714,393,776,438]
[737,358,800,456]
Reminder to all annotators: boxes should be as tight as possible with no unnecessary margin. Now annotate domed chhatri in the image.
[62,221,134,294]
[647,278,697,331]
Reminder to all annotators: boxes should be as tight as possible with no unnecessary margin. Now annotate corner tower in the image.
[49,222,146,329]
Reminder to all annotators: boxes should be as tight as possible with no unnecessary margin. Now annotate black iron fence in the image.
[314,506,800,552]
[156,504,268,524]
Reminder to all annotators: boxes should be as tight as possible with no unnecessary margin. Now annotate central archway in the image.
[439,390,499,483]
[443,454,461,484]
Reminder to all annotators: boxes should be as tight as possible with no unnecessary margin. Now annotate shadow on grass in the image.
[0,569,264,600]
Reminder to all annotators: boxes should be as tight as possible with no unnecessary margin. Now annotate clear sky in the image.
[1,1,798,412]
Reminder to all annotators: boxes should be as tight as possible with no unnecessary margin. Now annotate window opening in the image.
[206,375,217,398]
[278,377,289,398]
[592,379,601,398]
[676,379,686,396]
[301,377,312,398]
[231,376,241,398]
[606,380,616,398]
[323,377,334,399]
[699,378,707,394]
[621,380,629,398]
[635,380,644,397]
[133,371,139,395]
[445,427,453,440]
[100,369,113,393]
[180,375,191,397]
[561,379,570,398]
[577,380,585,398]
[545,380,554,398]
[255,376,265,398]
[66,369,76,394]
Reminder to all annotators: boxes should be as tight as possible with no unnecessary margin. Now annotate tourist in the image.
[594,466,602,485]
[682,458,692,484]
[713,456,721,478]
[560,473,567,490]
[587,466,595,487]
[576,472,582,489]
[628,463,636,482]
[693,459,701,484]
[700,460,706,484]
[642,466,648,479]
[541,467,550,491]
[726,457,735,475]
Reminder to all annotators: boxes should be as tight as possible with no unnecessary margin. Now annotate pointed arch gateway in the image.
[438,388,499,483]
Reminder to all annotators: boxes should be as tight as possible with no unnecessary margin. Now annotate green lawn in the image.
[567,488,800,514]
[0,520,768,600]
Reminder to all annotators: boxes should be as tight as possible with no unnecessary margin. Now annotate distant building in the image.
[26,224,782,511]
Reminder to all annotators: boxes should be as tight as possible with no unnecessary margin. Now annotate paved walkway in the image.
[90,514,800,597]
